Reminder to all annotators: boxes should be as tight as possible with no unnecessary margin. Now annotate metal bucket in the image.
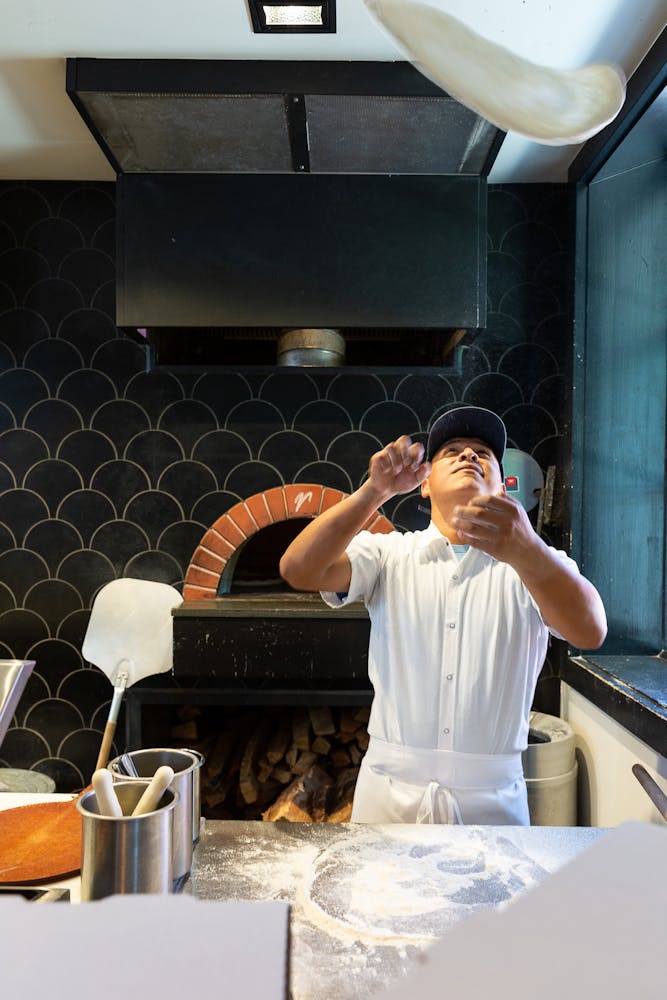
[522,713,578,825]
[109,748,202,879]
[77,782,177,901]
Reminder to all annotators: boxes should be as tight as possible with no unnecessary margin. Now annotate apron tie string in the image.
[416,780,464,825]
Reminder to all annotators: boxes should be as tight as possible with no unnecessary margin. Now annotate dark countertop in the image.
[563,654,667,756]
[173,594,369,619]
[188,820,605,1000]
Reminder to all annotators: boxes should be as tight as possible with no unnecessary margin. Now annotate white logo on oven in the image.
[294,491,313,513]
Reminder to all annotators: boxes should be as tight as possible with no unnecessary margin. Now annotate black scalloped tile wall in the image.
[0,180,573,789]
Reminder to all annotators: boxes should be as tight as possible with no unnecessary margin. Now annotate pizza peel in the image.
[82,578,183,774]
[365,0,626,145]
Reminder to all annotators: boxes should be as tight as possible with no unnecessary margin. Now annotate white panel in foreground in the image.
[0,895,289,1000]
[378,822,664,1000]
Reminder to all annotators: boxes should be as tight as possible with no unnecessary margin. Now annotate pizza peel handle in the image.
[82,579,183,773]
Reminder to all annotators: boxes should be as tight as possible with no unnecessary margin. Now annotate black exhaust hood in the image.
[67,59,501,368]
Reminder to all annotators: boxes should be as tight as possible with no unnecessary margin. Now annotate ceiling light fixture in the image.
[247,0,336,33]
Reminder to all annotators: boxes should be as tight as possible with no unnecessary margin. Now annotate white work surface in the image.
[3,795,662,999]
[189,819,610,1000]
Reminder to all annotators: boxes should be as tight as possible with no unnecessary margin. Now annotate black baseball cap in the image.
[426,406,507,474]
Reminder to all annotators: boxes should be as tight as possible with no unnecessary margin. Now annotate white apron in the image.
[351,736,529,825]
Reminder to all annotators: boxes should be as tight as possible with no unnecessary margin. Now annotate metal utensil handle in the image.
[632,763,667,820]
[94,671,129,775]
[119,752,139,777]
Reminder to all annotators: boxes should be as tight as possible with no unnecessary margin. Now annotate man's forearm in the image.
[281,435,429,591]
[279,478,386,591]
[512,538,607,649]
[449,494,607,649]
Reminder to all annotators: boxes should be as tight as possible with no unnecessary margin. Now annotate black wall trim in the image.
[563,656,667,757]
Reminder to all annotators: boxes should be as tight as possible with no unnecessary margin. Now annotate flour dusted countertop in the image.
[189,821,605,1000]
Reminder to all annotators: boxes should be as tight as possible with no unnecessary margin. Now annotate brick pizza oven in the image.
[182,483,393,601]
[171,483,394,689]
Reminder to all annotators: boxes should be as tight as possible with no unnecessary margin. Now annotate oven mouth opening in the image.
[219,517,311,596]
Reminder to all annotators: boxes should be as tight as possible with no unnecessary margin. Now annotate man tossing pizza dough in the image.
[280,406,606,825]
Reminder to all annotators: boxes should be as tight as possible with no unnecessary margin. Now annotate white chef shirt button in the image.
[448,622,456,629]
[443,728,450,734]
[452,574,458,580]
[446,674,453,680]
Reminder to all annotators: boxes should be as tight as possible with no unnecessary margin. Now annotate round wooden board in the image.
[0,798,82,883]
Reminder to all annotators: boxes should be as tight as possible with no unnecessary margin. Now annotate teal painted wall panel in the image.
[580,157,666,652]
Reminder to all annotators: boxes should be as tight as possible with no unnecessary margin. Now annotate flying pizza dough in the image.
[365,0,626,144]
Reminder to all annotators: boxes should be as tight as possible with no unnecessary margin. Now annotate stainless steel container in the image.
[77,782,177,901]
[277,328,345,367]
[182,747,204,841]
[109,748,203,879]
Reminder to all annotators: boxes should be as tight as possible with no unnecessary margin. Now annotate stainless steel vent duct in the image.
[277,329,346,366]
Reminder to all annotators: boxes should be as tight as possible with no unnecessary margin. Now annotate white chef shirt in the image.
[322,521,579,757]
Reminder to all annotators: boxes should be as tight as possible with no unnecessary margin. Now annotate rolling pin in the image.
[92,768,123,818]
[131,765,175,816]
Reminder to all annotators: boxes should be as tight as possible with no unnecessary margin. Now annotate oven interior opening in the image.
[220,517,311,595]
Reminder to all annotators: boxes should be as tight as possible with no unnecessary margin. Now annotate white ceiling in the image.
[1,0,665,183]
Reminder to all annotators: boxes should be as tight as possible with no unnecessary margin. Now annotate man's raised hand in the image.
[450,492,540,567]
[368,436,431,501]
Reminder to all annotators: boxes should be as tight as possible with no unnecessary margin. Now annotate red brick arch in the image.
[183,483,395,601]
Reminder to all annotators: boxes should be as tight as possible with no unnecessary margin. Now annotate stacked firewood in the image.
[170,704,370,822]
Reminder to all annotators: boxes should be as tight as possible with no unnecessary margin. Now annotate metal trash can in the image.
[522,712,577,826]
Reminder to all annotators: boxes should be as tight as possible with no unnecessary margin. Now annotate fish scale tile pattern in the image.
[0,181,574,790]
